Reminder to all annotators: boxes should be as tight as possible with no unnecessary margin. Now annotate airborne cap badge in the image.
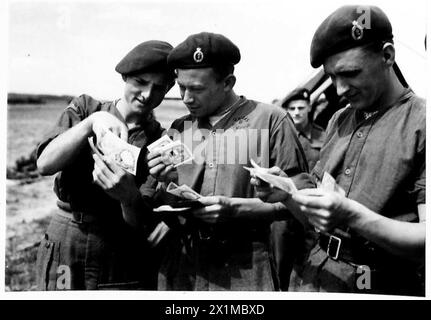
[193,47,204,63]
[351,20,364,40]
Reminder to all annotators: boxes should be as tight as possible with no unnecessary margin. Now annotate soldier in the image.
[35,41,174,290]
[282,87,325,171]
[253,5,425,295]
[147,32,312,290]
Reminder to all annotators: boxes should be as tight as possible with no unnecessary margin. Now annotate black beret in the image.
[168,32,241,69]
[115,40,173,75]
[283,88,310,107]
[310,5,393,68]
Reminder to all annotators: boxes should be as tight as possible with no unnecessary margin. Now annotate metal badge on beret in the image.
[193,47,204,63]
[351,20,364,40]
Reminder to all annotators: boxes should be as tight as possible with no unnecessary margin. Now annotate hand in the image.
[292,188,354,233]
[90,111,128,143]
[92,153,139,204]
[250,166,290,203]
[191,196,234,224]
[147,150,175,183]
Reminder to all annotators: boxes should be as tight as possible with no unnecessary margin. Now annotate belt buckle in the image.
[327,235,341,260]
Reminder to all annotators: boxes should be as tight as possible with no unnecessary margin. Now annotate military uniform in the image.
[296,123,325,171]
[290,5,425,295]
[35,41,173,290]
[157,32,312,290]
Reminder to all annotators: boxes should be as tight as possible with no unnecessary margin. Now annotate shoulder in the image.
[170,114,193,130]
[311,123,326,142]
[244,99,292,128]
[67,94,104,117]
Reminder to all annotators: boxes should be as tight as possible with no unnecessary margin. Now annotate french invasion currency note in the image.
[88,131,140,175]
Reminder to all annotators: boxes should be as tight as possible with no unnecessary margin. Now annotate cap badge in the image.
[193,47,204,63]
[351,20,364,40]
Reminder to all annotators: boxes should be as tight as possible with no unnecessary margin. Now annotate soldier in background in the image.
[283,87,325,171]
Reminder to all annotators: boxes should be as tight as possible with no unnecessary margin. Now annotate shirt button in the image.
[356,131,363,138]
[208,163,214,168]
[211,131,216,136]
[45,242,51,249]
[344,168,351,175]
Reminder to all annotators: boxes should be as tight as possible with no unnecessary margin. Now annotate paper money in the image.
[158,140,193,167]
[244,159,298,194]
[153,205,192,213]
[318,172,346,196]
[147,135,193,168]
[147,135,173,152]
[88,131,140,175]
[166,182,201,200]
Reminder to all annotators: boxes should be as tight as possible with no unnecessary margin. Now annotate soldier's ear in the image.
[382,42,395,67]
[223,74,236,92]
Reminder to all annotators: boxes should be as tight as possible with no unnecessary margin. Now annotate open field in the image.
[5,96,188,291]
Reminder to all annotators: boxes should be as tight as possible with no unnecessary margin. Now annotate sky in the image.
[6,0,430,103]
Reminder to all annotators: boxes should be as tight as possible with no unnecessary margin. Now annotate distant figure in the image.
[283,87,325,171]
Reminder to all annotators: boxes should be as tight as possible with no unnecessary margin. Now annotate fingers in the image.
[147,150,162,161]
[148,153,174,181]
[292,191,330,209]
[267,166,287,177]
[192,204,223,224]
[92,154,119,188]
[196,196,220,206]
[119,126,128,141]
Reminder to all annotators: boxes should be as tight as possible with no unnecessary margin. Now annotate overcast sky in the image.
[6,0,429,103]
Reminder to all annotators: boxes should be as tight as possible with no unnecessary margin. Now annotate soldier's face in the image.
[123,72,170,116]
[286,100,311,127]
[324,46,387,111]
[176,68,226,118]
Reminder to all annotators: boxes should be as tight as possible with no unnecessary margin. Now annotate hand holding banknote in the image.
[247,159,297,203]
[91,151,139,204]
[90,111,128,143]
[292,172,349,233]
[147,135,193,182]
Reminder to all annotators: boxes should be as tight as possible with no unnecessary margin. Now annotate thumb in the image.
[120,125,128,142]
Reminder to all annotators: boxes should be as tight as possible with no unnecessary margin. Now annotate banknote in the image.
[147,135,193,168]
[88,131,140,175]
[318,172,346,196]
[244,159,298,194]
[147,135,173,152]
[166,182,202,200]
[158,140,194,168]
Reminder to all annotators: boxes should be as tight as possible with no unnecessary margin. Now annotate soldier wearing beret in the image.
[35,40,174,290]
[254,5,425,295]
[282,87,325,171]
[147,32,312,290]
[270,88,325,290]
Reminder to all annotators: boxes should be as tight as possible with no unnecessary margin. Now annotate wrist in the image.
[345,198,366,228]
[122,189,141,207]
[83,116,95,137]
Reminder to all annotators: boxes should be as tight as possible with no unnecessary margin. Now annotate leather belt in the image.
[56,200,100,224]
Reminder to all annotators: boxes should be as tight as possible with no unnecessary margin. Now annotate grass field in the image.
[5,97,188,291]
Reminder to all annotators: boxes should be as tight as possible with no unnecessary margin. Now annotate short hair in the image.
[212,64,235,82]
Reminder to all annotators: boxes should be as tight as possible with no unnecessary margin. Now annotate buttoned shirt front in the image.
[158,96,311,290]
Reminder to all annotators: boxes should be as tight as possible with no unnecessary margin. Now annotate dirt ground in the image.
[5,177,56,291]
